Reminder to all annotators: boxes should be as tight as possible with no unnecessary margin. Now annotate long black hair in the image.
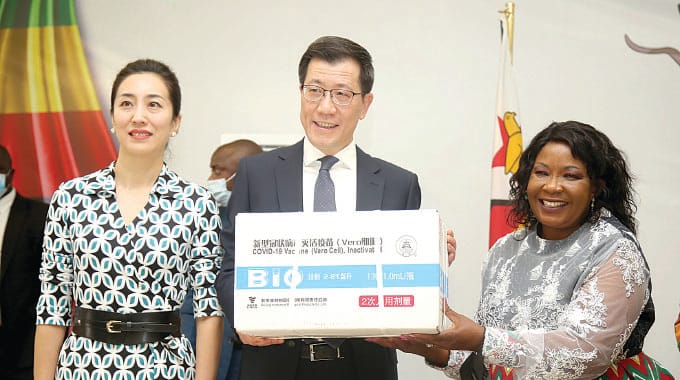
[509,120,637,234]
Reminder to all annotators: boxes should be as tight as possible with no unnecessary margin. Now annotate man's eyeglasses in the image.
[301,85,362,106]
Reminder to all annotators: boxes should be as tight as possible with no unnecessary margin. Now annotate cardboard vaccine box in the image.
[233,209,448,338]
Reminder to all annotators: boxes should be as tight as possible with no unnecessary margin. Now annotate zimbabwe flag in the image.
[490,3,523,248]
[0,0,116,201]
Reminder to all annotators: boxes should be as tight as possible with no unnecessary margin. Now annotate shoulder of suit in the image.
[357,147,417,177]
[11,192,49,218]
[240,141,302,166]
[13,192,46,206]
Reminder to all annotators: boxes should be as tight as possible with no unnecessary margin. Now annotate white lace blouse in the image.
[438,209,652,379]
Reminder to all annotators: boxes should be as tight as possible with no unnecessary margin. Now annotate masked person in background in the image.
[0,145,49,380]
[181,139,263,380]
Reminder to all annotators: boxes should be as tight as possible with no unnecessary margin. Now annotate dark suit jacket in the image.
[0,192,48,379]
[216,140,421,380]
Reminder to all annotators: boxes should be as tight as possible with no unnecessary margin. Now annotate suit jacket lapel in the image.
[0,195,26,283]
[275,140,304,212]
[356,147,384,211]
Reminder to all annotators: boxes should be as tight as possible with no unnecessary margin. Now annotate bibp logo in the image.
[239,267,303,289]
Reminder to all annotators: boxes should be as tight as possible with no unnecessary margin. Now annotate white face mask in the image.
[207,172,236,207]
[0,173,7,197]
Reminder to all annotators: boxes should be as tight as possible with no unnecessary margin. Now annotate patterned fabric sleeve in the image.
[481,239,649,378]
[189,191,224,319]
[35,186,75,326]
[426,349,471,379]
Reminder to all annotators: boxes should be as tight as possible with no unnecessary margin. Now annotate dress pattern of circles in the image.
[36,163,224,380]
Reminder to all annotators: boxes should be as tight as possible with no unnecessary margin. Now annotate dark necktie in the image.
[310,155,344,348]
[314,156,339,212]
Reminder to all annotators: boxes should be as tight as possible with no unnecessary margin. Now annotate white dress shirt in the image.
[302,138,357,212]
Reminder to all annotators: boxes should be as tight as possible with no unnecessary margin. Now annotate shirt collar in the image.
[0,188,16,210]
[81,161,180,199]
[303,138,356,171]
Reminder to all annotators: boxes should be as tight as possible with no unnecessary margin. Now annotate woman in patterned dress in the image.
[34,59,224,380]
[369,121,673,379]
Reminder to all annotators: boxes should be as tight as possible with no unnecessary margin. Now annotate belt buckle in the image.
[309,342,341,362]
[105,320,122,334]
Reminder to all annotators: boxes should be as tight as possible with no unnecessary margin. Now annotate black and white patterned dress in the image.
[36,163,224,380]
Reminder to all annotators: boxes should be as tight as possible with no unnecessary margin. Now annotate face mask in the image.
[207,178,231,207]
[0,173,6,197]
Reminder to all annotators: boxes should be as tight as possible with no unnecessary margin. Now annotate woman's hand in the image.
[365,336,450,367]
[403,301,485,352]
[365,336,430,356]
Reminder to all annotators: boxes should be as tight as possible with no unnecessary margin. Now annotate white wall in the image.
[78,0,680,376]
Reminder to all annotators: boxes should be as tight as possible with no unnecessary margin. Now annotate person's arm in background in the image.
[214,159,283,347]
[215,159,247,327]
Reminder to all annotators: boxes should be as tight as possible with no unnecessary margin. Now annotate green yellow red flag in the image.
[0,0,116,200]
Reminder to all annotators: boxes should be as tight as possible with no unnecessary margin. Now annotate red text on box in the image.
[358,295,380,307]
[384,295,414,307]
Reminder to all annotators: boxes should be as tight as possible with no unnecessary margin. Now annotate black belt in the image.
[73,307,181,345]
[299,341,345,361]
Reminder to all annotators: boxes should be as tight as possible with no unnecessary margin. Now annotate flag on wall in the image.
[490,2,523,248]
[0,0,116,201]
[675,311,680,351]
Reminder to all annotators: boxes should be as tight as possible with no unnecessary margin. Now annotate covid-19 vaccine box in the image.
[233,209,449,338]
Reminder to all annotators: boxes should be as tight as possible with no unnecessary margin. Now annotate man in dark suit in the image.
[215,36,424,380]
[0,145,49,380]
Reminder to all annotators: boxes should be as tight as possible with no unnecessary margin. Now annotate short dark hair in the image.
[509,120,637,234]
[110,59,181,118]
[0,145,11,168]
[298,36,374,94]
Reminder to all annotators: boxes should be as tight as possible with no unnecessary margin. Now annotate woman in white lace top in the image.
[369,121,673,379]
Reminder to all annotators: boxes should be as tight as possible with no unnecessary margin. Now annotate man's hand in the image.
[446,229,456,266]
[237,331,285,347]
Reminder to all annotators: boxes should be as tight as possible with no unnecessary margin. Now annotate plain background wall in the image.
[77,0,680,376]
